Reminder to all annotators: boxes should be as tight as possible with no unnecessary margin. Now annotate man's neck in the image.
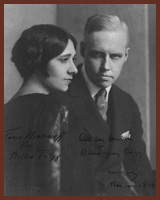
[81,64,111,102]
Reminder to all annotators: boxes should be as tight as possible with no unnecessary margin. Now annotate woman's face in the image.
[41,39,78,92]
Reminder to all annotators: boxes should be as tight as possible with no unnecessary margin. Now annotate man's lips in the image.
[97,74,114,79]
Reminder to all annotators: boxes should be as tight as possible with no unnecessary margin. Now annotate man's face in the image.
[81,29,129,88]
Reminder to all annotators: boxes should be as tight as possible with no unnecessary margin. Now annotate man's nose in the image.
[102,55,110,71]
[68,61,78,75]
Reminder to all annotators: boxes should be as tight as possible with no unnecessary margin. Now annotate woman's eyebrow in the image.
[59,54,71,58]
[59,53,77,57]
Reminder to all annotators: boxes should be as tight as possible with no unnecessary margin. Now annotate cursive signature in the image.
[5,127,22,141]
[5,127,67,143]
[81,148,120,158]
[79,132,104,142]
[9,149,61,162]
[109,135,133,142]
[108,169,137,181]
[125,148,141,158]
[24,130,67,142]
[110,181,156,189]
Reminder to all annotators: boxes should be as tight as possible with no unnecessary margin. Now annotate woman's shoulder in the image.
[4,93,70,140]
[4,93,69,125]
[5,93,66,109]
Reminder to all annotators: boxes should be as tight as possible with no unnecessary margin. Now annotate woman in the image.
[4,24,78,196]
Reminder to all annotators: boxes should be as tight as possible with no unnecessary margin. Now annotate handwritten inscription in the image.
[79,132,141,159]
[5,127,67,162]
[125,148,141,159]
[79,133,104,142]
[81,148,120,158]
[5,127,22,141]
[9,149,61,162]
[5,127,141,162]
[109,135,133,142]
[110,181,156,189]
[108,169,137,181]
[5,127,67,143]
[37,149,61,162]
[21,141,33,149]
[10,151,34,160]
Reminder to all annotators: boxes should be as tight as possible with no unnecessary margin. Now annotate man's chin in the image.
[96,82,112,88]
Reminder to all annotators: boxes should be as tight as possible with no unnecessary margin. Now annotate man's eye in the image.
[110,54,122,60]
[91,51,102,58]
[73,57,77,62]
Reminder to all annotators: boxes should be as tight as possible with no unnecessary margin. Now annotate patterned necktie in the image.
[95,89,108,121]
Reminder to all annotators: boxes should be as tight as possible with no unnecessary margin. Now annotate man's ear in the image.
[124,47,130,62]
[80,41,86,58]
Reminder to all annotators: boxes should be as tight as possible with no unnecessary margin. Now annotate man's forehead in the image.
[84,29,128,48]
[87,28,126,38]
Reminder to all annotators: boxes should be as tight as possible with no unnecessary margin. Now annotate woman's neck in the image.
[11,73,49,100]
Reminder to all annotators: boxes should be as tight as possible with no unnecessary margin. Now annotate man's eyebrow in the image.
[110,53,123,56]
[91,49,107,54]
[91,49,102,52]
[90,50,106,56]
[90,49,103,54]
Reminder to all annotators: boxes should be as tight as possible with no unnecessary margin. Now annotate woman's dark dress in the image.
[4,94,69,196]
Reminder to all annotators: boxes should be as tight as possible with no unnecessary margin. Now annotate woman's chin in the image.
[56,85,69,92]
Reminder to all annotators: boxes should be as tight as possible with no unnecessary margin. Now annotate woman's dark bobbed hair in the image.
[11,24,77,79]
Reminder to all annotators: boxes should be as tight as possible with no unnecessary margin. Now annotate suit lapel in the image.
[99,85,132,169]
[107,86,124,162]
[68,68,132,172]
[68,67,111,151]
[109,85,132,139]
[109,85,123,138]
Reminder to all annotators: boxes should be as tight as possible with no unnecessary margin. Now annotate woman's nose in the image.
[68,61,78,74]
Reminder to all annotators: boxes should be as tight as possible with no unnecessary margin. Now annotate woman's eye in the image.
[60,57,69,63]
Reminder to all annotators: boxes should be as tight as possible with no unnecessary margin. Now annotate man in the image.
[61,14,156,196]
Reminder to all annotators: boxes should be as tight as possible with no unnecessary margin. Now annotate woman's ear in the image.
[80,41,85,58]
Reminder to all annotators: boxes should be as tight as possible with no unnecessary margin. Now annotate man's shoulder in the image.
[112,84,131,97]
[112,84,136,106]
[110,85,141,119]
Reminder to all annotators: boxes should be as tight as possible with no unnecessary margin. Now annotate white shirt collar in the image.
[81,64,112,102]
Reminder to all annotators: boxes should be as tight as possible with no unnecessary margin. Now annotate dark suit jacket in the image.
[61,65,156,196]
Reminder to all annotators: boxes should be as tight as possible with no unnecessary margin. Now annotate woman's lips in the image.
[64,78,73,84]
